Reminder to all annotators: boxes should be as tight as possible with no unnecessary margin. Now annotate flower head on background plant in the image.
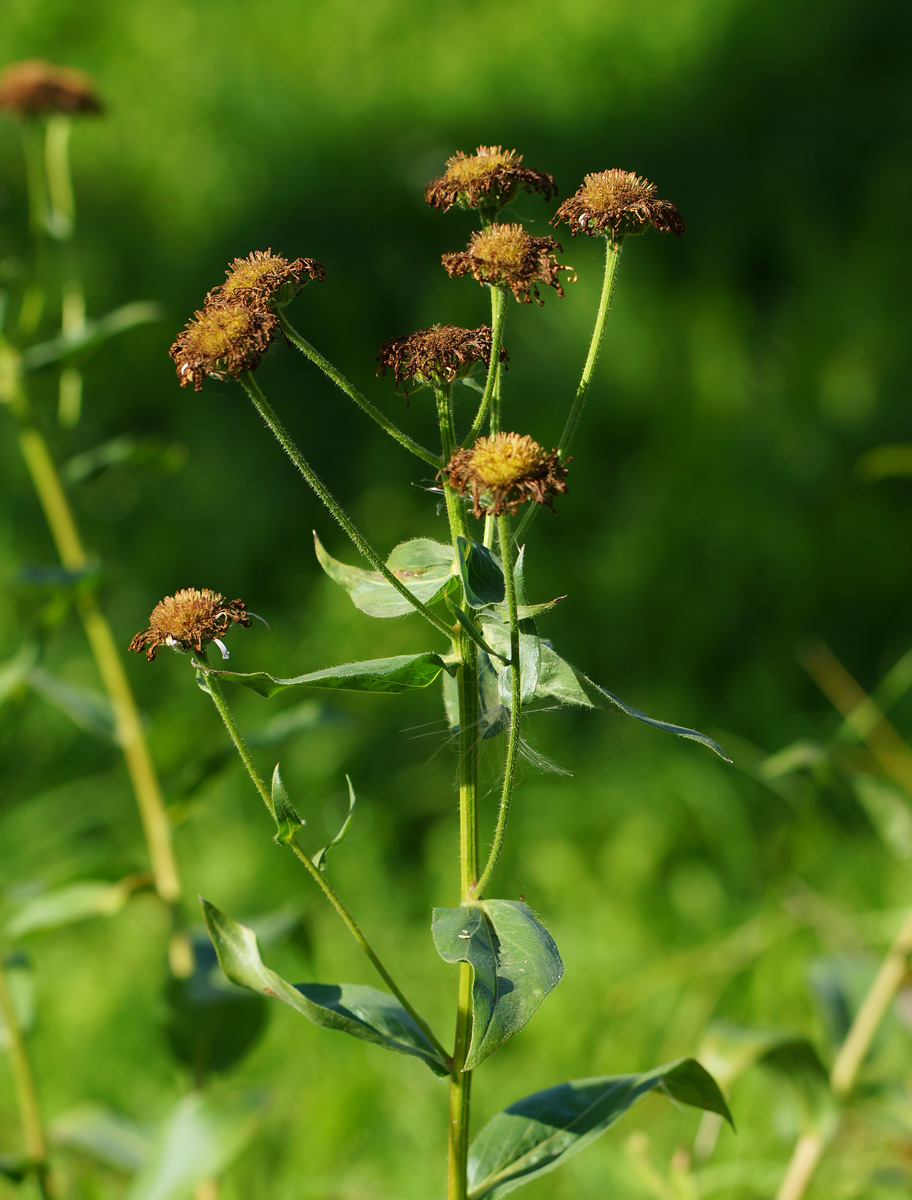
[425,145,556,215]
[376,324,509,393]
[0,59,103,118]
[445,432,570,518]
[207,250,326,310]
[169,302,279,389]
[552,169,685,241]
[129,588,252,662]
[442,224,575,305]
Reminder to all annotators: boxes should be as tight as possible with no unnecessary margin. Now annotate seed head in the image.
[0,60,102,118]
[442,224,575,305]
[129,588,252,662]
[376,324,508,393]
[207,250,325,310]
[445,432,570,518]
[425,145,556,215]
[552,169,685,240]
[169,302,279,389]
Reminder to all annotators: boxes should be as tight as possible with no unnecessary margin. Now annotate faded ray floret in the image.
[442,224,575,306]
[207,249,326,310]
[552,169,685,240]
[0,59,103,117]
[129,588,252,662]
[169,302,279,389]
[425,145,556,215]
[445,432,570,518]
[376,324,509,393]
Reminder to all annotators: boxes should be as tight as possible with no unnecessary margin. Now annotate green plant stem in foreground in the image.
[775,903,912,1200]
[198,660,450,1066]
[465,285,508,446]
[277,313,441,469]
[0,958,55,1200]
[238,372,454,641]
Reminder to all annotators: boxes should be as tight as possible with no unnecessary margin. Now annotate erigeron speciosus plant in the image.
[136,145,733,1200]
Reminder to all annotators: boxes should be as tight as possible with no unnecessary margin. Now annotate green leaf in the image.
[125,1090,265,1200]
[456,537,506,607]
[21,302,164,372]
[5,881,130,940]
[467,1059,733,1200]
[433,900,563,1070]
[28,668,115,741]
[50,1106,152,1172]
[531,643,731,761]
[202,899,448,1076]
[0,645,38,707]
[313,775,356,870]
[62,434,187,485]
[271,764,304,845]
[450,605,508,663]
[206,651,457,699]
[315,533,456,617]
[480,615,542,707]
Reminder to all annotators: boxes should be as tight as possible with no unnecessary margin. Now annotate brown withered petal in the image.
[129,588,251,662]
[376,324,508,392]
[169,303,279,389]
[552,169,685,240]
[442,224,575,306]
[207,250,325,310]
[444,432,570,519]
[425,145,556,214]
[0,60,102,117]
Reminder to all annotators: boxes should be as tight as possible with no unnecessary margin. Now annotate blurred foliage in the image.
[2,0,912,1196]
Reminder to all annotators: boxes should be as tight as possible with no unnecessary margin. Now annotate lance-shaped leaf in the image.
[433,901,563,1070]
[205,651,457,699]
[313,776,356,870]
[531,643,731,761]
[450,605,508,663]
[271,765,304,846]
[21,302,164,371]
[467,1059,733,1200]
[480,615,543,707]
[456,537,506,607]
[202,900,448,1076]
[315,534,456,617]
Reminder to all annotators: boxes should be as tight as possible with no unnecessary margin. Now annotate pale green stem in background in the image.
[17,122,48,339]
[473,514,522,899]
[0,957,56,1200]
[464,286,508,446]
[277,313,440,468]
[44,116,86,427]
[198,659,449,1065]
[238,371,453,640]
[44,116,75,239]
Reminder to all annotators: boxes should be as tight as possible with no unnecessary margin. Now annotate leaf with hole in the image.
[315,534,456,617]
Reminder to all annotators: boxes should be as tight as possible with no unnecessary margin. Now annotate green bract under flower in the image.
[169,302,279,389]
[425,145,556,215]
[0,59,103,118]
[445,432,570,518]
[552,169,685,240]
[376,324,508,393]
[208,250,325,310]
[129,588,251,662]
[442,224,575,306]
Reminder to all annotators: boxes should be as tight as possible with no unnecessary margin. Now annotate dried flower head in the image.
[376,324,508,393]
[129,588,252,662]
[442,224,575,305]
[445,432,570,518]
[169,302,279,389]
[207,250,325,310]
[0,60,102,118]
[552,169,685,240]
[425,145,556,215]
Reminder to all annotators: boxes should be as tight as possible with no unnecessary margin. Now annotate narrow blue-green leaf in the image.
[50,1105,152,1172]
[271,764,304,845]
[62,434,187,485]
[206,651,457,699]
[313,775,356,870]
[202,899,448,1075]
[467,1059,733,1200]
[532,644,731,761]
[314,533,456,617]
[451,605,508,663]
[28,668,115,741]
[433,901,563,1070]
[456,537,506,607]
[21,301,164,371]
[4,881,130,940]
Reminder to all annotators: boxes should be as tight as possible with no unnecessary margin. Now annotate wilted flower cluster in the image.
[170,250,324,389]
[0,59,103,118]
[442,224,575,306]
[552,169,685,240]
[445,433,570,518]
[129,588,251,661]
[425,145,556,215]
[377,324,508,392]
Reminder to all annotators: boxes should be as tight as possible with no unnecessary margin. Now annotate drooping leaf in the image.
[206,651,457,699]
[202,900,448,1076]
[433,901,563,1070]
[313,776,357,870]
[21,302,164,372]
[456,537,506,607]
[467,1059,733,1200]
[5,881,130,940]
[480,615,543,707]
[531,643,731,761]
[62,434,187,485]
[28,668,116,741]
[271,764,304,846]
[315,533,456,617]
[50,1106,152,1173]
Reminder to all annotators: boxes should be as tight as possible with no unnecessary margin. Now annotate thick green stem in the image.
[238,372,453,639]
[277,314,440,468]
[464,287,508,446]
[199,660,449,1064]
[473,515,522,899]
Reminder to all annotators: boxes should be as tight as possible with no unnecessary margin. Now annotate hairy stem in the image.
[464,286,508,446]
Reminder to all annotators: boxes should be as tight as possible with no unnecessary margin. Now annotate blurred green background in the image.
[2,0,912,1195]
